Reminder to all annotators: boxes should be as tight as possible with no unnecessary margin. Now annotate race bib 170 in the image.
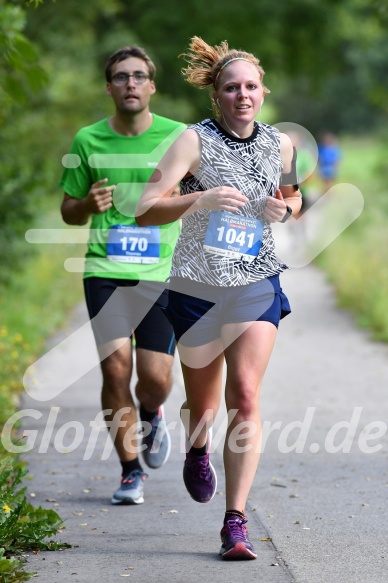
[107,225,160,263]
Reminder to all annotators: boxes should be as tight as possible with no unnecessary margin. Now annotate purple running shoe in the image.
[183,433,217,503]
[219,517,257,560]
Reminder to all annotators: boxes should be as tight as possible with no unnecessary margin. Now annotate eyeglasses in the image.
[110,72,150,86]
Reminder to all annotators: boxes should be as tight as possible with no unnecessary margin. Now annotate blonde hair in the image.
[180,36,270,94]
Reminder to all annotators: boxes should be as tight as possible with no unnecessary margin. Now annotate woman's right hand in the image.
[197,186,248,213]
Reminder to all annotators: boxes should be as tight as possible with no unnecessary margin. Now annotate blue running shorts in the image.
[165,274,290,347]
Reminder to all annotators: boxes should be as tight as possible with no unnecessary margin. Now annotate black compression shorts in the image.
[83,277,175,355]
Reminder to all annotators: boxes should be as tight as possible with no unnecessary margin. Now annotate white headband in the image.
[213,57,251,87]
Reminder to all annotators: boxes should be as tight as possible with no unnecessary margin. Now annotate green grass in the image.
[1,207,84,345]
[316,135,388,341]
[0,201,83,579]
[0,207,84,428]
[338,136,382,186]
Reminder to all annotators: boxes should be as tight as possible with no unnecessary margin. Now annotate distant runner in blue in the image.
[318,132,341,190]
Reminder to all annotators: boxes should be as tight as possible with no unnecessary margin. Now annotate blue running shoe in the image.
[183,432,217,503]
[219,517,257,560]
[141,405,171,469]
[111,469,148,505]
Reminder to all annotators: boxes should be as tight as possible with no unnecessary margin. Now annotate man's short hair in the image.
[105,46,156,82]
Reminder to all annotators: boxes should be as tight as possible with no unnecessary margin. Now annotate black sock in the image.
[139,404,158,422]
[224,509,245,524]
[120,458,143,478]
[189,444,207,456]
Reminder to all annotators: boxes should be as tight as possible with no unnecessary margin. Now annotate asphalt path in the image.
[20,263,388,583]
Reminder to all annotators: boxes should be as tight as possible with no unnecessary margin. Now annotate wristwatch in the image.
[280,205,293,223]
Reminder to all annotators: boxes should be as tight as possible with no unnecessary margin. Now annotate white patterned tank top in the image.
[169,119,288,286]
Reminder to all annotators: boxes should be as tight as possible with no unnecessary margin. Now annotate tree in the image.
[0,0,48,116]
[0,0,49,283]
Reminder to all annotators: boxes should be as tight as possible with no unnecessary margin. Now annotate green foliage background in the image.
[0,0,386,403]
[0,0,386,281]
[0,0,387,577]
[0,0,386,410]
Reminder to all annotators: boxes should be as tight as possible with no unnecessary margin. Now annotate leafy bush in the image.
[0,547,32,582]
[0,453,70,581]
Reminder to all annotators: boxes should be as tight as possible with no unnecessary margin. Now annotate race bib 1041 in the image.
[106,225,160,264]
[203,211,263,261]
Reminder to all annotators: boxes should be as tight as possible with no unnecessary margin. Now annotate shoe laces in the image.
[150,411,160,435]
[141,409,163,449]
[149,410,164,449]
[122,469,147,484]
[187,454,211,480]
[225,517,248,541]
